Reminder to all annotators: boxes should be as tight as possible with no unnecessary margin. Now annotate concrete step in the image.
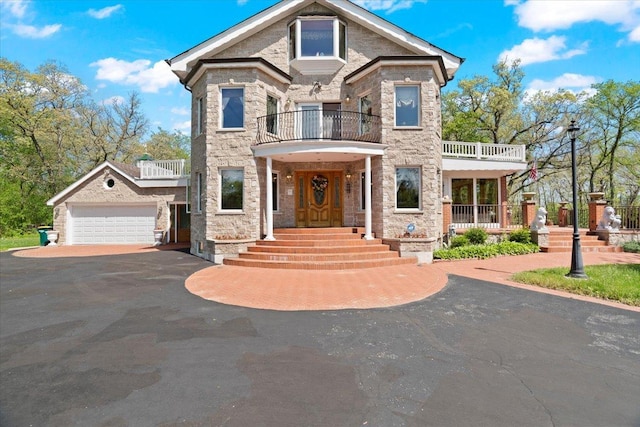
[223,256,416,270]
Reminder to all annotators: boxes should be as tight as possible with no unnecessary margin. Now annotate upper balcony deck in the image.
[138,159,190,179]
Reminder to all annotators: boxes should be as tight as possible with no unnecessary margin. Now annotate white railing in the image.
[139,159,190,179]
[442,141,526,162]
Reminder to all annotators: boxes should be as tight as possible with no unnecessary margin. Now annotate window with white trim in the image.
[196,97,204,135]
[195,172,202,213]
[359,93,372,135]
[272,172,279,212]
[220,168,243,211]
[221,88,244,129]
[266,94,278,134]
[395,86,420,127]
[289,17,346,60]
[396,167,421,210]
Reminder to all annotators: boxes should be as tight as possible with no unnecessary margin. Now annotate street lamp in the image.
[567,119,588,279]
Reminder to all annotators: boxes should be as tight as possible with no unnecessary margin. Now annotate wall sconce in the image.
[345,169,352,194]
[285,169,293,183]
[312,81,322,92]
[345,94,351,103]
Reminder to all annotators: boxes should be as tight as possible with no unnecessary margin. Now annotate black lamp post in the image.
[567,119,587,279]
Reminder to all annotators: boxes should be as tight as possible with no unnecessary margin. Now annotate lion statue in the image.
[530,207,548,232]
[597,206,622,231]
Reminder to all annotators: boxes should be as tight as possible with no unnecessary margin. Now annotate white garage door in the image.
[71,205,157,244]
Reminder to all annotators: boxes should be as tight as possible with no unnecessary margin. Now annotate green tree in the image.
[139,128,190,160]
[0,58,149,235]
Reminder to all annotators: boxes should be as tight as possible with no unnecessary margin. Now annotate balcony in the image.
[256,110,382,145]
[138,159,190,179]
[442,141,526,162]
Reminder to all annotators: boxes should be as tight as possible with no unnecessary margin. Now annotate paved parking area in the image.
[1,247,639,426]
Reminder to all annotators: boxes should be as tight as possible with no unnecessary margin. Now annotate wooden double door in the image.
[295,171,343,227]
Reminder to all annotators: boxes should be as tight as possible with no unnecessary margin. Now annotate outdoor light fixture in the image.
[345,169,352,194]
[345,94,351,103]
[285,169,293,183]
[567,119,587,279]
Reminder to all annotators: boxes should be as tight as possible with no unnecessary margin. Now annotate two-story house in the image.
[168,0,469,263]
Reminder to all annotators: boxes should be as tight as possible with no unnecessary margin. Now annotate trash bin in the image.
[37,226,53,246]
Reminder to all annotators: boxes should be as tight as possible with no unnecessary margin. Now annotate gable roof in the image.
[46,161,139,206]
[167,0,463,82]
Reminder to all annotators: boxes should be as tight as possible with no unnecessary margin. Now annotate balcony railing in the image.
[443,141,526,162]
[256,110,382,145]
[139,159,190,179]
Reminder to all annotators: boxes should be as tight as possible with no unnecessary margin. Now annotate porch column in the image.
[364,155,373,240]
[264,157,275,241]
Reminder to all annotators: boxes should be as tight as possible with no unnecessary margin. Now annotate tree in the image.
[139,128,190,160]
[0,58,149,235]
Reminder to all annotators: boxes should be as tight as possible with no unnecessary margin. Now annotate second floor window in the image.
[289,17,346,60]
[395,86,419,127]
[196,97,204,135]
[221,88,244,129]
[266,95,278,134]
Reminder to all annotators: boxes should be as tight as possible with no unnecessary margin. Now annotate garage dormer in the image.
[288,16,346,75]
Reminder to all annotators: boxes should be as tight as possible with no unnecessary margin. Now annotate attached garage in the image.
[47,160,189,246]
[70,205,157,245]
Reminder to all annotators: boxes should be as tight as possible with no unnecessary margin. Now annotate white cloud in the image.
[90,58,178,93]
[87,5,123,19]
[499,35,587,66]
[101,95,125,106]
[12,23,61,38]
[629,24,640,42]
[1,0,28,18]
[513,0,640,40]
[171,107,189,115]
[172,120,191,133]
[525,73,600,97]
[237,0,248,5]
[351,0,427,14]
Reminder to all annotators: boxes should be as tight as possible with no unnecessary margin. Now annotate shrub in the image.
[464,227,488,245]
[622,241,640,253]
[434,241,539,260]
[508,228,532,244]
[449,235,469,248]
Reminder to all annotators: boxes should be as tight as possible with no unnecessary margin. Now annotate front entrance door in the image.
[169,204,190,243]
[295,171,343,227]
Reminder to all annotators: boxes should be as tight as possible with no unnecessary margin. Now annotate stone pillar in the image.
[558,202,569,227]
[589,200,607,232]
[442,198,452,234]
[522,200,537,229]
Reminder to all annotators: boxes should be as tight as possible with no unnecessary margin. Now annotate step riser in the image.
[223,227,412,270]
[540,246,622,253]
[248,245,391,254]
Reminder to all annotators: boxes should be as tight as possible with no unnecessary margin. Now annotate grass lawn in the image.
[0,232,41,251]
[512,264,640,306]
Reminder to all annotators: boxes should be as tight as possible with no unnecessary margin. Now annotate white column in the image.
[364,155,374,240]
[264,157,275,240]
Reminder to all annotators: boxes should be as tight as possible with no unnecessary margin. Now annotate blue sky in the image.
[1,0,639,135]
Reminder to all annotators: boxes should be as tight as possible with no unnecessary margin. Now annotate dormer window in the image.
[288,16,346,75]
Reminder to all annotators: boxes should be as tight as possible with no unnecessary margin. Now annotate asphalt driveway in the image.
[1,248,639,426]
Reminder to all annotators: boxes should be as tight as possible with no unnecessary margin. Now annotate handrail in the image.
[139,159,190,179]
[256,110,382,144]
[442,141,526,162]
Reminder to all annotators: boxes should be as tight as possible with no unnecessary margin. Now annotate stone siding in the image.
[52,167,185,245]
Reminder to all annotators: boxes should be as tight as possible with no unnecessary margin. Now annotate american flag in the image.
[529,160,538,181]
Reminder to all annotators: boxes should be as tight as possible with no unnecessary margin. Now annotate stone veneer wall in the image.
[187,3,445,260]
[52,167,185,245]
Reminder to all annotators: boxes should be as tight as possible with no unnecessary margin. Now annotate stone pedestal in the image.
[531,229,549,247]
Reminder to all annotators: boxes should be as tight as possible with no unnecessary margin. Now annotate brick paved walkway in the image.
[13,245,639,312]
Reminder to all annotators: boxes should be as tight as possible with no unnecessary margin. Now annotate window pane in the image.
[267,95,278,134]
[477,179,497,204]
[300,20,333,57]
[222,88,244,128]
[359,94,372,134]
[396,167,420,209]
[289,23,296,60]
[452,179,473,204]
[221,169,243,210]
[395,86,419,127]
[272,173,278,211]
[339,21,346,60]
